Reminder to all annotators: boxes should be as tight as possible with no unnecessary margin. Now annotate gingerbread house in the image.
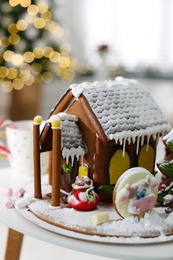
[33,77,171,204]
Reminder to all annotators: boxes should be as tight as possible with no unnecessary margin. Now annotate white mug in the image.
[5,120,48,178]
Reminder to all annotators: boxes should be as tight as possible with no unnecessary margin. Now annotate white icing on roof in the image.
[48,113,78,123]
[48,113,85,163]
[163,129,173,143]
[70,77,171,148]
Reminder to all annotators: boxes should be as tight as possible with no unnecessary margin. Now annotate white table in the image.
[0,165,173,260]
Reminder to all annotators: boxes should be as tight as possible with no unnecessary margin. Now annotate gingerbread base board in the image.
[15,181,173,245]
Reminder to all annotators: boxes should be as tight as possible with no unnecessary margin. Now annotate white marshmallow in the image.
[92,212,109,225]
[15,197,30,209]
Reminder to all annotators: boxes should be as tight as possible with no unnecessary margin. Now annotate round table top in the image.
[0,164,173,260]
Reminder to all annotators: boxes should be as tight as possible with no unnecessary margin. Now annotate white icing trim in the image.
[62,147,85,165]
[163,129,173,143]
[58,112,78,122]
[110,126,170,155]
[47,114,60,123]
[70,77,140,98]
[48,113,78,123]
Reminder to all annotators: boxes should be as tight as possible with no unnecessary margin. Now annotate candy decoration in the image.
[0,119,16,128]
[0,186,13,196]
[113,167,158,218]
[3,196,13,209]
[92,212,109,225]
[67,176,99,211]
[78,165,88,178]
[0,119,16,159]
[51,119,61,207]
[62,161,73,174]
[33,116,42,199]
[13,188,25,198]
[0,141,10,158]
[14,197,30,209]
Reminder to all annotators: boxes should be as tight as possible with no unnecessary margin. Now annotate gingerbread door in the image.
[109,149,130,185]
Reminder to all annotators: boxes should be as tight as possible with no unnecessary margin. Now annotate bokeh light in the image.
[0,0,76,92]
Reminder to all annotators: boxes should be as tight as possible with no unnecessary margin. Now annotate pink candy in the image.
[0,186,26,209]
[3,196,13,209]
[13,188,25,198]
[0,186,13,196]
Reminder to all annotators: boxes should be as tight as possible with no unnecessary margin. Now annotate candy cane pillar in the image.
[33,116,42,199]
[51,120,61,207]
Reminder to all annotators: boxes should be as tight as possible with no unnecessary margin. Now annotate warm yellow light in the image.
[2,81,13,92]
[56,67,75,81]
[27,4,39,16]
[44,20,55,31]
[33,47,44,59]
[9,34,20,45]
[31,63,42,73]
[23,51,35,63]
[19,72,34,86]
[9,0,20,7]
[22,74,34,85]
[34,18,45,29]
[43,47,53,58]
[7,68,18,79]
[3,50,14,62]
[52,26,64,38]
[41,11,52,21]
[0,66,8,78]
[0,54,3,63]
[42,72,53,83]
[37,3,48,13]
[59,56,70,68]
[60,43,71,53]
[17,20,28,31]
[49,51,60,63]
[20,63,31,74]
[19,0,31,8]
[34,73,42,83]
[8,23,18,34]
[0,36,10,47]
[12,54,23,66]
[12,78,24,90]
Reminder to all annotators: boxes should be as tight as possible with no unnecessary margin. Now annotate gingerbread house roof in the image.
[47,113,86,163]
[70,77,171,146]
[40,78,171,158]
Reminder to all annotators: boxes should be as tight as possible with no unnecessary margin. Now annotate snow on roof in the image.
[70,77,171,146]
[48,113,85,164]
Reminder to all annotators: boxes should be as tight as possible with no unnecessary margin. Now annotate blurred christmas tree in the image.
[0,0,76,119]
[157,129,173,213]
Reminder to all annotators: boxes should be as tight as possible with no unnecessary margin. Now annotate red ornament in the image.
[67,176,99,211]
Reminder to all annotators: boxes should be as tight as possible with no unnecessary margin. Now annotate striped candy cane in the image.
[0,119,16,159]
[0,119,16,129]
[0,140,10,158]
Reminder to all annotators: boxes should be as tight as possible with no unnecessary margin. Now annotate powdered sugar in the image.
[15,179,173,244]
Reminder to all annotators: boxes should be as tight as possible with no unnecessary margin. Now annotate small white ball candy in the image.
[92,212,109,225]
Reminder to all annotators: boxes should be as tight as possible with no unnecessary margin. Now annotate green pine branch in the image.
[167,139,173,152]
[159,159,173,178]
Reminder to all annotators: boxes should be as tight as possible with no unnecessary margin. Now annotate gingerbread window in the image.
[109,149,130,185]
[138,144,154,172]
